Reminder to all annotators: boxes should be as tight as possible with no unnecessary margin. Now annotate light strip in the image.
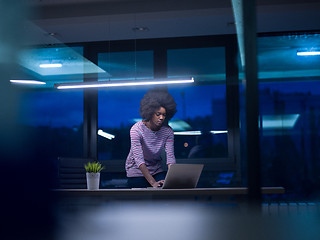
[39,63,62,68]
[97,129,115,140]
[174,130,228,136]
[10,80,46,85]
[297,51,320,56]
[262,114,299,129]
[54,77,194,89]
[174,131,202,136]
[210,130,228,134]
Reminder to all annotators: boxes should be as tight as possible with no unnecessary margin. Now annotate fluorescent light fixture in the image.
[54,77,194,89]
[174,131,202,136]
[210,130,228,134]
[262,114,300,129]
[132,118,142,123]
[10,80,46,85]
[297,50,320,56]
[39,63,62,68]
[97,129,115,140]
[175,130,228,136]
[169,119,192,131]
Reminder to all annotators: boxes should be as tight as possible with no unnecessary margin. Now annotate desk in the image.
[52,187,284,209]
[53,187,284,197]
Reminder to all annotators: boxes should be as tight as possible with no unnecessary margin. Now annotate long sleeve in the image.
[125,121,176,177]
[129,127,145,168]
[165,128,176,165]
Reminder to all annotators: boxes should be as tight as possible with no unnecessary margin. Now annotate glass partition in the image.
[167,47,228,159]
[14,45,86,163]
[97,51,154,160]
[18,89,83,159]
[240,32,320,199]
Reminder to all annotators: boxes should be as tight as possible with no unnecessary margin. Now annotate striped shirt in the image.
[125,121,176,177]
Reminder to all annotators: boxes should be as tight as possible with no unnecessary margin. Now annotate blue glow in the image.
[97,129,115,140]
[297,51,320,56]
[210,130,228,134]
[174,131,202,136]
[169,120,192,131]
[39,63,62,68]
[10,79,46,85]
[262,114,300,129]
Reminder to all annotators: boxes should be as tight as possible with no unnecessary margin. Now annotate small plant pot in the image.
[86,172,100,190]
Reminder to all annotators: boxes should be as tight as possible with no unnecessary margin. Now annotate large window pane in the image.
[98,51,153,160]
[18,89,83,159]
[168,47,228,159]
[98,51,153,81]
[15,45,86,162]
[257,33,320,200]
[258,33,320,80]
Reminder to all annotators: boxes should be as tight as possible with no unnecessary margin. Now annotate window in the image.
[255,33,320,198]
[167,47,228,159]
[97,47,229,162]
[15,45,85,160]
[19,89,83,159]
[97,51,153,160]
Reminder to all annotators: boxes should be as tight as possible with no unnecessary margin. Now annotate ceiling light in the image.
[10,80,46,85]
[210,130,228,134]
[39,63,62,68]
[97,130,115,140]
[297,50,320,56]
[174,131,202,136]
[262,114,300,129]
[169,120,192,131]
[174,130,228,136]
[54,77,194,89]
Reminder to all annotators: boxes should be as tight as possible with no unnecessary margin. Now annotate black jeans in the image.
[127,171,167,188]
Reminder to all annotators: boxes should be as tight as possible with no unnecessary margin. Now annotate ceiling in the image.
[25,0,320,45]
[6,0,320,88]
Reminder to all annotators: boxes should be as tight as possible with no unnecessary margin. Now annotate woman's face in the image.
[150,107,166,128]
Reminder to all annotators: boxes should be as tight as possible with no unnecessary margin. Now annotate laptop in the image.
[160,163,204,189]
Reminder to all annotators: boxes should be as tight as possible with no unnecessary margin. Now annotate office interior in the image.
[1,0,320,239]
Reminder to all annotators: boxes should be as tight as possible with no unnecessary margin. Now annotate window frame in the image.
[79,35,241,177]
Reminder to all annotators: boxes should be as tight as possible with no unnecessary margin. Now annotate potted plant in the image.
[84,161,105,190]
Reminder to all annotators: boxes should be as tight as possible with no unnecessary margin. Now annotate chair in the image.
[58,157,94,189]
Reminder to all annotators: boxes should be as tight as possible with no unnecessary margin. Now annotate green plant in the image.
[84,161,105,173]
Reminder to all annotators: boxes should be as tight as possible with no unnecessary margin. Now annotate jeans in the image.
[127,171,167,188]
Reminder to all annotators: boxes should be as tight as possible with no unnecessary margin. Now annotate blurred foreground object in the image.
[55,201,320,240]
[1,2,54,239]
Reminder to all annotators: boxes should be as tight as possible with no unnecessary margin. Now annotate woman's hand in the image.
[139,163,165,187]
[151,180,164,188]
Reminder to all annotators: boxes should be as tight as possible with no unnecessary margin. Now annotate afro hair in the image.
[139,88,177,124]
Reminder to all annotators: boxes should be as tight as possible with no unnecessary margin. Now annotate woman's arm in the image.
[139,163,164,187]
[165,128,176,165]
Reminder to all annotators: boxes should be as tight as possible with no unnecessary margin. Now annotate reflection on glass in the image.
[239,33,320,199]
[15,46,106,88]
[167,47,226,83]
[255,33,320,200]
[97,47,228,160]
[168,47,227,159]
[257,33,320,79]
[98,86,228,160]
[18,90,83,158]
[258,81,320,199]
[98,51,153,81]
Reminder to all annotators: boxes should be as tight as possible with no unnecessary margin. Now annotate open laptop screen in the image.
[162,164,204,189]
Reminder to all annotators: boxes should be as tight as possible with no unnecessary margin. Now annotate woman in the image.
[125,88,177,188]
